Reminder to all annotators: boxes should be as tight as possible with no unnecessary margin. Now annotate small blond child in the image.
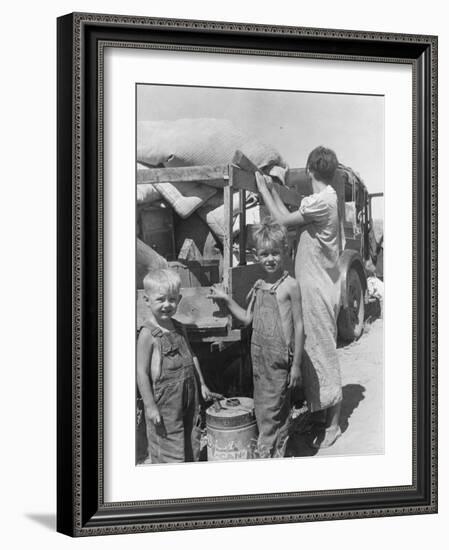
[137,268,215,463]
[210,218,305,458]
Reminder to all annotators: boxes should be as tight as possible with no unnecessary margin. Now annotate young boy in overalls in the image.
[137,269,215,463]
[210,219,304,458]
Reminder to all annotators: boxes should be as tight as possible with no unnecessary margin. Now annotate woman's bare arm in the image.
[288,279,305,388]
[256,173,306,227]
[271,185,291,215]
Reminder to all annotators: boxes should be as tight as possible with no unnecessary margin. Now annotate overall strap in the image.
[143,321,164,338]
[171,318,186,337]
[246,279,263,303]
[270,271,289,294]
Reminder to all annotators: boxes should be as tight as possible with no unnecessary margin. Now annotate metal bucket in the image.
[206,397,258,461]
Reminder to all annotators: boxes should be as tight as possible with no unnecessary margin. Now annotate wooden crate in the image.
[137,287,229,333]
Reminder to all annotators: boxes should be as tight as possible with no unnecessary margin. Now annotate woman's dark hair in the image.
[306,146,339,184]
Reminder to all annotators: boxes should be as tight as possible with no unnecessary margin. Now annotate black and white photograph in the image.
[1,0,442,545]
[135,84,385,465]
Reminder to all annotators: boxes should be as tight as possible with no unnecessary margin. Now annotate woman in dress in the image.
[255,146,343,448]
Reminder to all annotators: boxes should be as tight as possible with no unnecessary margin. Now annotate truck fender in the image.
[337,250,366,309]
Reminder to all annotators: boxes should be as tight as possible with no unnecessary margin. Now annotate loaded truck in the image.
[135,151,382,460]
[137,152,382,344]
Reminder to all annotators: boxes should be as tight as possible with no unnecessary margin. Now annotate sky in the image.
[137,84,384,219]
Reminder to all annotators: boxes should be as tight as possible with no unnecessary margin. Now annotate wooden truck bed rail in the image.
[137,153,301,343]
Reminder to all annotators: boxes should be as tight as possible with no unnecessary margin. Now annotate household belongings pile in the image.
[137,118,288,244]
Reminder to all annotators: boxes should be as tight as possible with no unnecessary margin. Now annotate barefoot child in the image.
[255,146,344,449]
[137,268,215,463]
[210,219,304,458]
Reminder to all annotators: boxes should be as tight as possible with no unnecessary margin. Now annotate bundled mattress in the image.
[136,117,287,240]
[137,118,287,171]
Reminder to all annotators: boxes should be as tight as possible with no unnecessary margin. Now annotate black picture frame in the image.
[57,12,438,537]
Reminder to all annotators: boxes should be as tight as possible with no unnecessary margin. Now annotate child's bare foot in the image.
[310,426,342,449]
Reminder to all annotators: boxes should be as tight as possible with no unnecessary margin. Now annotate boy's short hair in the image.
[143,268,181,295]
[254,217,288,251]
[306,146,339,184]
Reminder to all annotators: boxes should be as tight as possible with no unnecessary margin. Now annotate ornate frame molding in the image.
[57,12,437,537]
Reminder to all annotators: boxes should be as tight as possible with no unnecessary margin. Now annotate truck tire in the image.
[338,267,365,342]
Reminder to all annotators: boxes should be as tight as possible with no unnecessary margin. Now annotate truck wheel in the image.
[338,267,365,342]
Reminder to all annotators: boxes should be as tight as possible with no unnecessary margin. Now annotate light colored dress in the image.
[295,185,342,412]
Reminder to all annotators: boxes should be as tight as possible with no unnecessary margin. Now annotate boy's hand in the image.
[146,405,162,425]
[208,285,228,302]
[201,384,224,402]
[288,366,302,389]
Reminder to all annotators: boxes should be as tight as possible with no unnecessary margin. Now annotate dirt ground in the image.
[286,316,384,458]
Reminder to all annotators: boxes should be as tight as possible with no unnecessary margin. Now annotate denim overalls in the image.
[144,321,201,463]
[250,272,291,458]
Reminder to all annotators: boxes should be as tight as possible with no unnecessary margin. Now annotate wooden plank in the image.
[169,260,220,288]
[232,165,301,207]
[137,288,229,330]
[232,150,301,207]
[178,238,203,261]
[238,189,247,265]
[222,167,234,293]
[192,329,243,343]
[137,165,228,186]
[232,149,265,175]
